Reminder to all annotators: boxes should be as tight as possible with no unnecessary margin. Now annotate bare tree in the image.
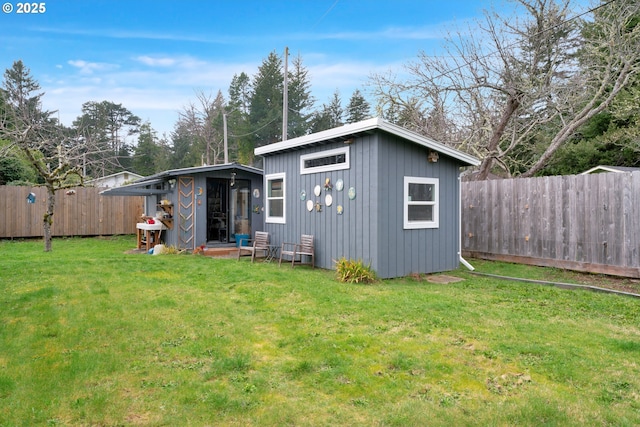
[370,0,640,179]
[522,0,640,177]
[1,61,104,251]
[178,90,225,165]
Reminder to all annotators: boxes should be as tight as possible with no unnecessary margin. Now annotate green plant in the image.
[334,257,377,284]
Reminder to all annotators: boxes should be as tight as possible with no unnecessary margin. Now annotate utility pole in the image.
[223,113,229,163]
[282,46,288,141]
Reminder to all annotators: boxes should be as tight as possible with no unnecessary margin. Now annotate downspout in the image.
[458,175,475,271]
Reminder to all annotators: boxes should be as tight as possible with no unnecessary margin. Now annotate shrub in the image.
[334,257,377,284]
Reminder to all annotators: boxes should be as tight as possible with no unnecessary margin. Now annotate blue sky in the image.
[2,0,519,139]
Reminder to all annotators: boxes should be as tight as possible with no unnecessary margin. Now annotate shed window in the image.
[266,173,286,224]
[300,147,350,175]
[403,176,439,229]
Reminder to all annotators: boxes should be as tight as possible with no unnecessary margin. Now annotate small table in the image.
[264,245,280,262]
[136,222,166,252]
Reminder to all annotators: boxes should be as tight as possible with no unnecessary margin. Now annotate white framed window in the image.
[266,173,286,224]
[300,146,350,175]
[403,176,439,229]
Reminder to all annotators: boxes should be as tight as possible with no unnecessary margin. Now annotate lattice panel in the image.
[178,177,195,250]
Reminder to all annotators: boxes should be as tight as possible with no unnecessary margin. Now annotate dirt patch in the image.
[426,275,466,284]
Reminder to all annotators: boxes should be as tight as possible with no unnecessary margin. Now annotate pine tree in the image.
[249,51,284,147]
[345,89,371,124]
[133,122,160,175]
[310,90,343,133]
[227,72,253,164]
[287,54,315,138]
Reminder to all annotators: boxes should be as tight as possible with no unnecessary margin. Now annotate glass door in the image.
[230,180,250,244]
[207,179,227,242]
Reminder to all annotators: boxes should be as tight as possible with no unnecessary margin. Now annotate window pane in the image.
[408,183,434,202]
[269,179,283,197]
[408,205,433,222]
[269,199,283,217]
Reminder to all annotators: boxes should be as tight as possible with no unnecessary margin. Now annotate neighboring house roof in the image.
[100,163,263,196]
[580,165,640,175]
[87,171,144,187]
[255,117,480,167]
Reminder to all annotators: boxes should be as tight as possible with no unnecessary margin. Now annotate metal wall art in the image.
[324,177,332,191]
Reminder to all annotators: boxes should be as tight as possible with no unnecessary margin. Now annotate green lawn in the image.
[1,236,639,426]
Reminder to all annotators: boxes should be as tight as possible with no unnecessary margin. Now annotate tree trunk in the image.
[43,185,55,252]
[476,95,520,180]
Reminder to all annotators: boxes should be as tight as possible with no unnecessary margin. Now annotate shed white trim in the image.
[255,117,480,167]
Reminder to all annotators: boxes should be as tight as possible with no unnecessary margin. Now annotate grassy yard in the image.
[1,236,639,426]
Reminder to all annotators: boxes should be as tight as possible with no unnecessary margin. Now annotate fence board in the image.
[0,186,143,238]
[462,172,640,278]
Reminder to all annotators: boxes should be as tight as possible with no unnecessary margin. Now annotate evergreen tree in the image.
[73,100,141,177]
[1,60,46,123]
[310,90,343,132]
[287,54,315,138]
[227,72,253,164]
[132,122,160,175]
[249,51,284,147]
[170,120,199,168]
[345,89,371,123]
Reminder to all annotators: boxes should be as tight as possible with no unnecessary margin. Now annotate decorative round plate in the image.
[314,185,322,197]
[325,194,333,207]
[306,199,314,212]
[348,187,356,200]
[300,190,306,201]
[335,179,344,191]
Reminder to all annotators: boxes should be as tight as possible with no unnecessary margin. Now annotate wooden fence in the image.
[461,172,640,278]
[0,186,143,238]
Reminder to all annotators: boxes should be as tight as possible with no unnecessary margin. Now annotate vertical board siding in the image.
[264,136,380,272]
[377,134,461,278]
[462,172,640,277]
[0,186,143,238]
[263,133,465,278]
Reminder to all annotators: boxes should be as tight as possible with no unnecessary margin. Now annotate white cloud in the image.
[135,56,177,67]
[67,60,118,75]
[43,52,398,138]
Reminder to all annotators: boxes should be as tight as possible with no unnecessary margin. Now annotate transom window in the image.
[266,173,286,224]
[403,176,439,229]
[300,147,350,175]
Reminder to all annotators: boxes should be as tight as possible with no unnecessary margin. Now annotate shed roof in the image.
[100,162,263,196]
[134,162,263,182]
[255,117,480,167]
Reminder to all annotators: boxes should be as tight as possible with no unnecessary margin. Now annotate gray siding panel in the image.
[376,133,461,278]
[262,130,463,278]
[264,136,380,271]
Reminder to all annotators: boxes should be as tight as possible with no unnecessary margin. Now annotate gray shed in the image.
[102,163,263,250]
[255,118,480,279]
